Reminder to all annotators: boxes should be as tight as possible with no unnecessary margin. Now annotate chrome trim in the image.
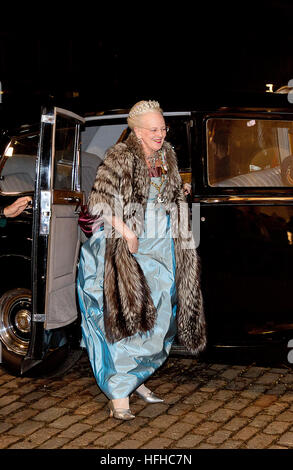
[84,111,191,122]
[41,114,55,124]
[0,289,31,356]
[33,314,45,322]
[40,190,51,235]
[229,196,293,202]
[164,112,191,116]
[200,196,293,203]
[55,107,85,123]
[15,309,31,333]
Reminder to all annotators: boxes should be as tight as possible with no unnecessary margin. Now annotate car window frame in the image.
[199,110,293,198]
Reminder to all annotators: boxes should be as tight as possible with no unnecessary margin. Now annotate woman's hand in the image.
[124,230,139,254]
[183,183,191,196]
[111,216,139,253]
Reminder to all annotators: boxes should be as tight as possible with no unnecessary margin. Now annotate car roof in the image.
[2,90,293,136]
[82,91,293,121]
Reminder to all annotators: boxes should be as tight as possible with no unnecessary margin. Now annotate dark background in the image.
[0,1,293,126]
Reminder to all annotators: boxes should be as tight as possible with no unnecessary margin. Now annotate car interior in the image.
[207,118,293,188]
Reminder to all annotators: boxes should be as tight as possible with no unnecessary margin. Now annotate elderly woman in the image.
[77,100,206,420]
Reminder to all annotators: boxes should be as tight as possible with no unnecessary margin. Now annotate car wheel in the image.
[0,288,83,377]
[0,288,32,374]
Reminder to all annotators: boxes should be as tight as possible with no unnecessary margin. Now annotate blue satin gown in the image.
[77,178,177,399]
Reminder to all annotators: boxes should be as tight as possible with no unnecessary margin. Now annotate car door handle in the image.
[53,190,84,208]
[62,196,82,213]
[63,196,81,203]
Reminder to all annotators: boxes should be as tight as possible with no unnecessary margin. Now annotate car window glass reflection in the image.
[207,118,293,187]
[0,133,38,194]
[53,116,76,190]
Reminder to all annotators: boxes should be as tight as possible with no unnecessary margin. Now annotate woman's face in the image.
[135,112,167,156]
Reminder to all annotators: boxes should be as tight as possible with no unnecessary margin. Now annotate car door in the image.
[23,106,85,371]
[196,112,293,352]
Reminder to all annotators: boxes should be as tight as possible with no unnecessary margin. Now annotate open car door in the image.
[22,106,85,374]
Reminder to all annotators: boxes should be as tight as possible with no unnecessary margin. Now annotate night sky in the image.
[0,1,293,126]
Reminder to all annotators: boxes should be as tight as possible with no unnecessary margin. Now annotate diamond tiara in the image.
[128,100,162,119]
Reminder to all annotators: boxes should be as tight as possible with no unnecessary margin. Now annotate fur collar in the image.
[124,132,182,206]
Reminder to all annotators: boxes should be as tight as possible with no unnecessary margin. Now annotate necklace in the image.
[146,152,160,169]
[150,176,166,193]
[150,177,167,204]
[149,150,168,204]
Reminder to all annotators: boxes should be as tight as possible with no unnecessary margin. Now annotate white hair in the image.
[127,100,163,129]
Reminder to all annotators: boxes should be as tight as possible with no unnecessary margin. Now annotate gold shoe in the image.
[108,401,135,420]
[134,388,164,403]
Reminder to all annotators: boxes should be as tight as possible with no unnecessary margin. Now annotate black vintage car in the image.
[1,93,293,376]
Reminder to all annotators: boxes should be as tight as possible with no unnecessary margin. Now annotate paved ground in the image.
[0,350,293,450]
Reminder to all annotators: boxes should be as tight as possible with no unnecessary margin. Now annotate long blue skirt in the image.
[77,186,177,399]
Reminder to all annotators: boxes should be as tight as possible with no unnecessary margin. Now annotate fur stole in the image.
[88,132,206,354]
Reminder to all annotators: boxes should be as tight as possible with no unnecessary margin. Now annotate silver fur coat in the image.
[88,132,206,354]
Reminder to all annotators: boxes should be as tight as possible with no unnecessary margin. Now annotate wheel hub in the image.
[0,289,32,356]
[14,309,31,333]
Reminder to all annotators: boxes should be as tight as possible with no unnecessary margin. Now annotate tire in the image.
[0,288,32,374]
[0,287,83,377]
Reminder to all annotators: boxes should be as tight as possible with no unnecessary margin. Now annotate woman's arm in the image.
[3,196,32,218]
[89,145,139,253]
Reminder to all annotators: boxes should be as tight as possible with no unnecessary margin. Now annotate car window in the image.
[81,121,128,197]
[82,116,191,171]
[164,116,191,172]
[207,118,293,187]
[82,122,128,158]
[53,115,77,190]
[81,115,192,192]
[0,132,38,193]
